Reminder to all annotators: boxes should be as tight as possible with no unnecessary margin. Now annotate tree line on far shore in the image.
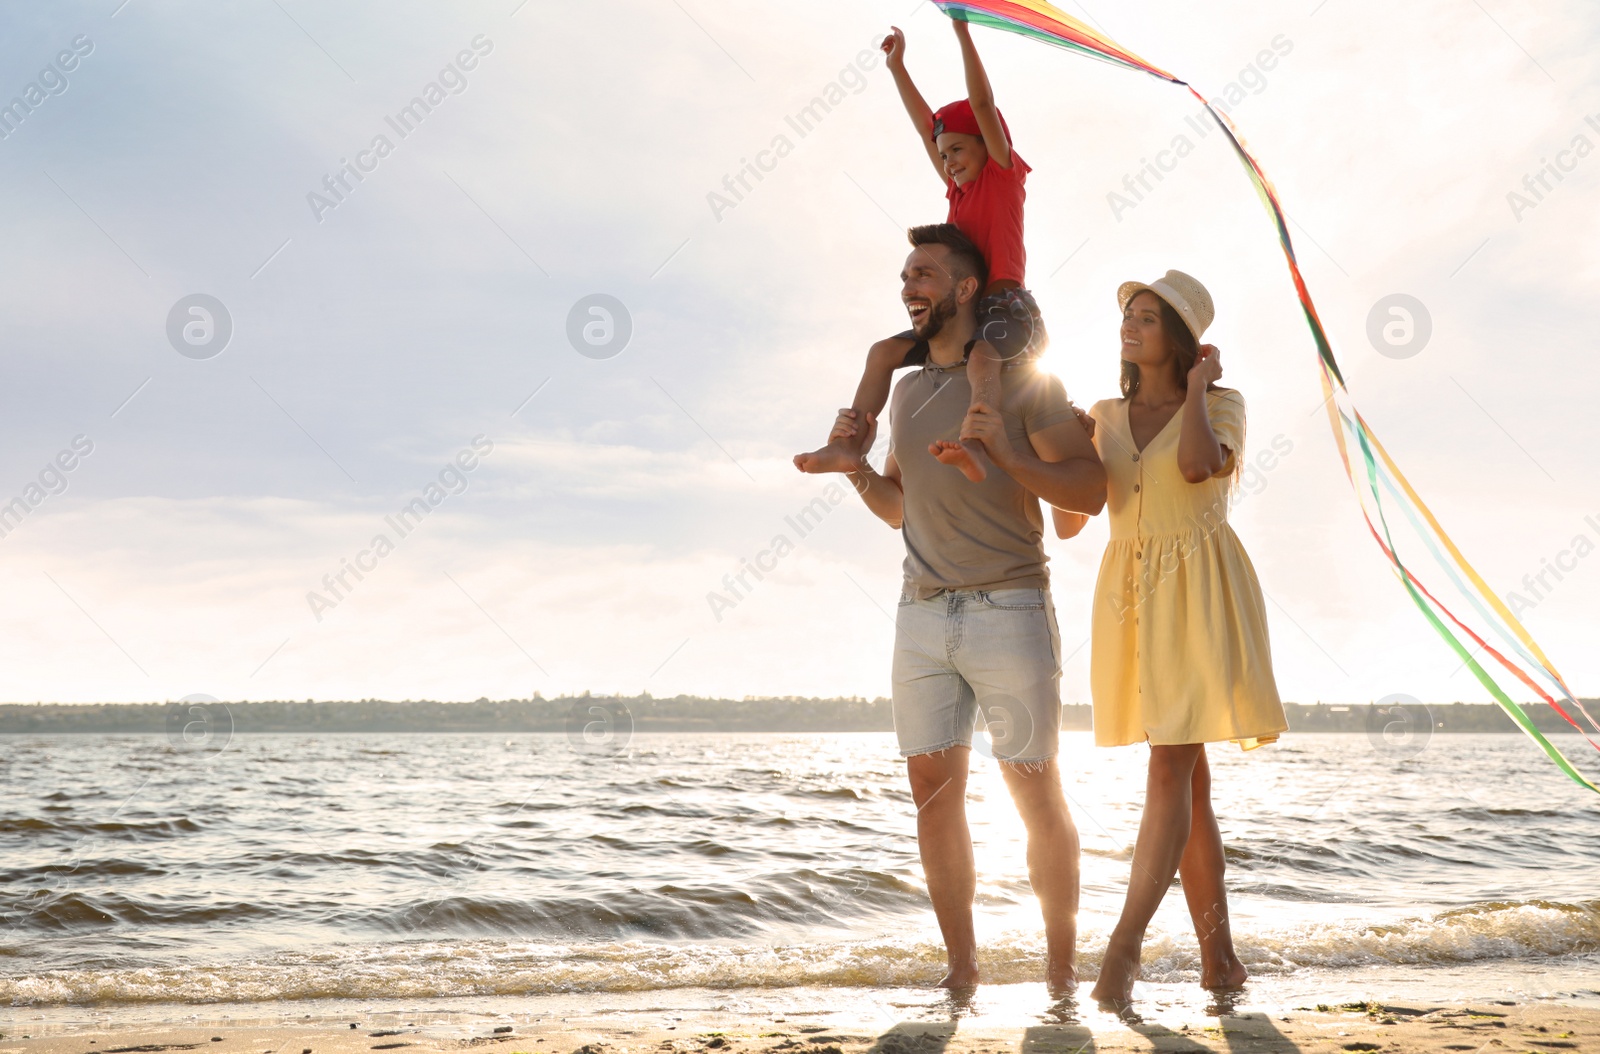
[0,695,1590,734]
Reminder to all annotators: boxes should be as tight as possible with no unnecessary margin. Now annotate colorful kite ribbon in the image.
[931,0,1600,792]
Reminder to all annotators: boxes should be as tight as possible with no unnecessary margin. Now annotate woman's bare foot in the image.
[1199,954,1248,990]
[937,962,980,989]
[929,440,987,483]
[793,439,863,475]
[1090,935,1142,1004]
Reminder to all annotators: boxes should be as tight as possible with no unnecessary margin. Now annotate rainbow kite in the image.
[932,0,1600,792]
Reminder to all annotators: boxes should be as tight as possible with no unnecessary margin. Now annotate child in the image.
[793,19,1046,483]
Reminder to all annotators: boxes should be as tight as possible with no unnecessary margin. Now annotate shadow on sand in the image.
[1118,1000,1305,1053]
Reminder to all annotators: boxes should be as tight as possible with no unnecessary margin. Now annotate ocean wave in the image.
[2,890,282,931]
[1233,898,1599,973]
[2,899,1596,1006]
[0,870,930,941]
[0,816,203,838]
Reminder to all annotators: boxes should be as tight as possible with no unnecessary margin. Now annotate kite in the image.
[931,0,1600,792]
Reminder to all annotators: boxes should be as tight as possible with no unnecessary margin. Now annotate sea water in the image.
[0,731,1596,1011]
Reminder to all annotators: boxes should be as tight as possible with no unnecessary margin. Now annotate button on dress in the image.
[1087,389,1288,749]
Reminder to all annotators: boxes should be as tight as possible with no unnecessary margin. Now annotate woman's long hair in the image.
[1120,297,1211,399]
[1120,294,1242,495]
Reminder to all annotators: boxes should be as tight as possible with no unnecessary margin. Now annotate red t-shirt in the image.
[946,150,1030,287]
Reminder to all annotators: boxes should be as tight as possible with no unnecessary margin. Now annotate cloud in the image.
[0,0,1597,705]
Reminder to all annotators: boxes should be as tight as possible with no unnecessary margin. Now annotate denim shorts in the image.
[892,586,1063,763]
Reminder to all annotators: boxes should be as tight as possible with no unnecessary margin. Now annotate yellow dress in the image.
[1088,389,1287,749]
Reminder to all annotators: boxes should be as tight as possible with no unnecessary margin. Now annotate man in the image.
[832,223,1105,991]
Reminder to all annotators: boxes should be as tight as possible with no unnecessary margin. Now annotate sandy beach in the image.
[3,995,1597,1054]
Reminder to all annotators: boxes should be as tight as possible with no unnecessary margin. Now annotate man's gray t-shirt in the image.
[889,358,1077,599]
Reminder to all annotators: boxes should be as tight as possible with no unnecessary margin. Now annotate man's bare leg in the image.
[794,337,913,474]
[999,758,1080,992]
[907,748,980,988]
[1091,743,1204,1005]
[1177,748,1248,989]
[931,339,1001,483]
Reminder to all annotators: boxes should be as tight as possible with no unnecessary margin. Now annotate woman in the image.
[1060,270,1287,1004]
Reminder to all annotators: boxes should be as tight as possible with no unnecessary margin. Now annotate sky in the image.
[0,0,1596,708]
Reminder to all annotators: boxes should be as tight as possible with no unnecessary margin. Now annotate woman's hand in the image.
[1070,403,1096,439]
[1051,507,1090,539]
[1178,345,1228,482]
[960,402,1014,465]
[1189,343,1223,390]
[881,26,906,68]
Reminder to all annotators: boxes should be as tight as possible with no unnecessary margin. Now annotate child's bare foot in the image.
[929,440,987,483]
[793,439,864,475]
[1090,935,1142,1004]
[795,409,872,474]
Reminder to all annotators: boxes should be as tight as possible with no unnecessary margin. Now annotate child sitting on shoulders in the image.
[794,18,1047,483]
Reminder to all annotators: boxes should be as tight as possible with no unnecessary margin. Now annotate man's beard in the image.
[910,288,959,340]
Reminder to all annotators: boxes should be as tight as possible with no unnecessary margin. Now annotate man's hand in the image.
[829,407,863,443]
[881,26,906,68]
[845,414,902,529]
[958,402,1014,466]
[987,412,1106,517]
[851,411,879,457]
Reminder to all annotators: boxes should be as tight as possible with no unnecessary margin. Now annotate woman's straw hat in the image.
[1117,269,1214,344]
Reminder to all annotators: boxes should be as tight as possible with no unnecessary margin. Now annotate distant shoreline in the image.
[0,696,1591,734]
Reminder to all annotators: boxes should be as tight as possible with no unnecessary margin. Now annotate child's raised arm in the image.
[952,20,1012,169]
[882,26,946,184]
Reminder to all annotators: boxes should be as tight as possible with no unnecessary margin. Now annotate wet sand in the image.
[2,997,1596,1054]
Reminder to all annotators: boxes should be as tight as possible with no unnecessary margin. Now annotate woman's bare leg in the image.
[1177,748,1247,988]
[1090,743,1204,1004]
